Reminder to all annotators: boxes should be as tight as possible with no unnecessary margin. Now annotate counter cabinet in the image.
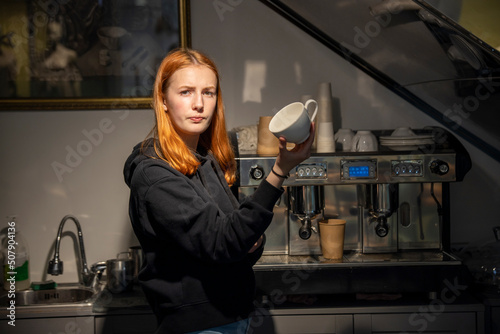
[0,294,485,334]
[250,311,482,334]
[248,295,485,334]
[0,316,95,333]
[94,313,157,334]
[250,312,480,334]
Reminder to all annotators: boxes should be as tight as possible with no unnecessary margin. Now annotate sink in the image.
[0,285,95,307]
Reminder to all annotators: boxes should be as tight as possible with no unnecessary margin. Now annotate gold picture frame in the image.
[0,0,191,110]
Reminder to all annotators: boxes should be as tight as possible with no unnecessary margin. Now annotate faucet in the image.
[47,215,96,287]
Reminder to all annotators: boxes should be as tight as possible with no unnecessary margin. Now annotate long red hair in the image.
[147,48,236,185]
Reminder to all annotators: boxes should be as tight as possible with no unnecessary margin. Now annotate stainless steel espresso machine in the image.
[235,127,472,295]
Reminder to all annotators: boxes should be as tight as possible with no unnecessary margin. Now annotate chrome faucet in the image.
[47,215,95,287]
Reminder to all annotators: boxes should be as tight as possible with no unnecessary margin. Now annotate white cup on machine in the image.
[351,130,378,152]
[269,99,318,144]
[391,126,416,137]
[335,128,355,151]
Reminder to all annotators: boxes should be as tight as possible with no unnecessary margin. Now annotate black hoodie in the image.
[123,140,282,334]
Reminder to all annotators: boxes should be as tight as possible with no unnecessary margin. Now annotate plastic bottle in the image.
[2,216,31,291]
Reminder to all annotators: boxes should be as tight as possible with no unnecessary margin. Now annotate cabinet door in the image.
[0,316,94,334]
[489,307,500,334]
[354,312,477,334]
[94,314,157,334]
[249,314,353,334]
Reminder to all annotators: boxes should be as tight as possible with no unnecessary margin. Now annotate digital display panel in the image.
[348,166,370,177]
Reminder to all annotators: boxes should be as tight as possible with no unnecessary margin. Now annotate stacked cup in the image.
[351,130,378,152]
[315,82,336,153]
[335,128,355,152]
[257,116,279,156]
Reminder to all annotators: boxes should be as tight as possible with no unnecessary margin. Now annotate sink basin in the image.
[0,285,94,306]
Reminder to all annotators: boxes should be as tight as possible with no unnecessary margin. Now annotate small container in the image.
[106,252,134,293]
[2,216,31,291]
[319,219,346,261]
[128,246,144,284]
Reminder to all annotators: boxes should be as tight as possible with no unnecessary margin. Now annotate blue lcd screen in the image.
[349,166,369,177]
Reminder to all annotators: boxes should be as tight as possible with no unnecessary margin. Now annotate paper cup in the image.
[257,116,279,156]
[319,219,346,260]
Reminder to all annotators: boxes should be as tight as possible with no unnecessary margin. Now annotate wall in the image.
[0,0,499,285]
[0,109,153,284]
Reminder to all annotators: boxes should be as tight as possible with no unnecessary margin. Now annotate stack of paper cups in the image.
[257,116,279,156]
[315,82,336,153]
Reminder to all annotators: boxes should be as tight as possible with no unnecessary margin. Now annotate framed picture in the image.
[0,0,190,110]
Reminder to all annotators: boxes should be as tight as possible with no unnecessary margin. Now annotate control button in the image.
[249,165,265,180]
[430,160,450,175]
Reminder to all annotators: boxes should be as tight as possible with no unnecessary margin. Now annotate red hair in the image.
[147,48,236,185]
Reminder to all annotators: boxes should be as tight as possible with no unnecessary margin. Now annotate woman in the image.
[123,48,314,334]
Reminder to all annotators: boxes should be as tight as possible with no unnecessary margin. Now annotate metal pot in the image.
[106,253,134,293]
[128,246,144,283]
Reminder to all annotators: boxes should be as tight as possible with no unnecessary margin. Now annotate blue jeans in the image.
[188,318,251,334]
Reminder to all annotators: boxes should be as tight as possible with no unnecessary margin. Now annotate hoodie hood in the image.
[123,138,240,214]
[123,139,156,187]
[123,139,217,191]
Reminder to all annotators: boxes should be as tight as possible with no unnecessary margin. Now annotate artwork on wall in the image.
[0,0,190,110]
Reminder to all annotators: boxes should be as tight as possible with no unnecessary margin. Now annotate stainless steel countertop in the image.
[254,251,461,271]
[0,283,151,319]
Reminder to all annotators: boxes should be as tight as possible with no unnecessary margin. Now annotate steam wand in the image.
[430,183,443,251]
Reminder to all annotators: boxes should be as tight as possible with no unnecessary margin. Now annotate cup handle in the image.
[305,99,318,122]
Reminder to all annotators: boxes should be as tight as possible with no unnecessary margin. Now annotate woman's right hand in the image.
[266,123,315,188]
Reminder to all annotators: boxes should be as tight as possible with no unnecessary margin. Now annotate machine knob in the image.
[249,165,265,180]
[430,160,449,175]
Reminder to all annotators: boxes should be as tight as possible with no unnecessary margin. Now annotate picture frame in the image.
[0,0,191,110]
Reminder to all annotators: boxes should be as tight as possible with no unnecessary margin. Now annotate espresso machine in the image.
[235,127,471,294]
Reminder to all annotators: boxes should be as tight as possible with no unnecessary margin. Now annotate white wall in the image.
[0,109,153,284]
[0,0,499,285]
[191,0,500,246]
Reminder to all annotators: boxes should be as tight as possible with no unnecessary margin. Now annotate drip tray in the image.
[254,251,461,271]
[253,251,468,295]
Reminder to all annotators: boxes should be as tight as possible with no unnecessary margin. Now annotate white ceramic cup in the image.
[351,130,378,152]
[334,128,355,151]
[269,99,318,144]
[391,127,416,137]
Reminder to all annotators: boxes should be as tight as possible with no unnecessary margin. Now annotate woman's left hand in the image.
[248,235,264,253]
